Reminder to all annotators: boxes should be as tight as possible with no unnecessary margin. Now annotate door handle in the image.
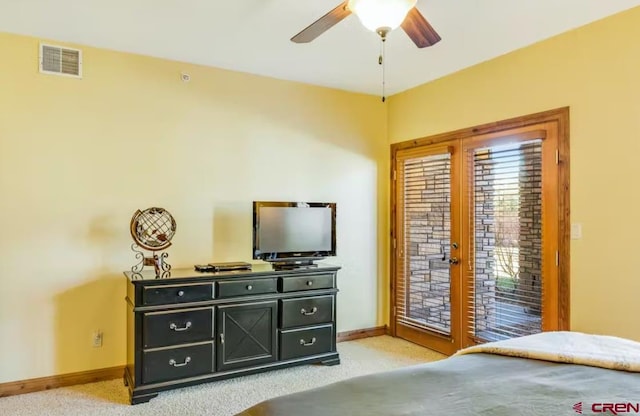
[449,257,459,265]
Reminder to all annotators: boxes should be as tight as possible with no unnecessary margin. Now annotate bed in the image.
[236,332,640,416]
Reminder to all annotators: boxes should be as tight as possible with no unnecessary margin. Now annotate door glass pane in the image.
[470,140,542,342]
[400,153,451,335]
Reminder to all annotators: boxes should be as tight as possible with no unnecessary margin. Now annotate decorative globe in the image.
[130,207,177,251]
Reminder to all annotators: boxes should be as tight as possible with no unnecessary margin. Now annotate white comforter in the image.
[454,331,640,372]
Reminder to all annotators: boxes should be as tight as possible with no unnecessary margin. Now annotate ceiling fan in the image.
[291,0,441,47]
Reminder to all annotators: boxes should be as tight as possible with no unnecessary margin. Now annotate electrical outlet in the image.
[92,331,103,348]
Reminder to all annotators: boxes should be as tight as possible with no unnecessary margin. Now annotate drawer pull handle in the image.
[306,281,313,287]
[300,307,318,316]
[169,321,192,332]
[177,290,185,297]
[246,285,253,290]
[300,337,317,347]
[169,356,191,367]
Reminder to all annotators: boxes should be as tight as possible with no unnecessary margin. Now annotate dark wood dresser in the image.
[124,265,340,404]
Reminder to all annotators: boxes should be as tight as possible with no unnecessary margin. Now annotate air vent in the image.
[39,43,82,78]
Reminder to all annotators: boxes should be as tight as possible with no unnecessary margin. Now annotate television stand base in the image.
[272,260,318,271]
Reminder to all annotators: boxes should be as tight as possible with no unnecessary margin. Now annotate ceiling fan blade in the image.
[291,1,351,43]
[401,7,441,48]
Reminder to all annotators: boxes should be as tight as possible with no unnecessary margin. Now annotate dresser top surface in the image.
[124,264,341,284]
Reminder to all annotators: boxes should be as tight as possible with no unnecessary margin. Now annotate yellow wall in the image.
[0,32,387,383]
[388,7,640,341]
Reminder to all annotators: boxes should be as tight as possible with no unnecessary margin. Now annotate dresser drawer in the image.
[142,342,214,385]
[280,295,334,329]
[143,307,214,349]
[142,283,213,306]
[280,273,335,292]
[217,278,277,298]
[280,324,333,361]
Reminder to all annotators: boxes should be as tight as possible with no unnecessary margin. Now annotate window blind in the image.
[397,152,452,335]
[467,140,543,342]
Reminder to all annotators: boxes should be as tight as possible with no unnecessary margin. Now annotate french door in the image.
[393,141,462,355]
[391,111,569,354]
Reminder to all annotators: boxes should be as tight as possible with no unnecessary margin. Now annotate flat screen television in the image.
[253,201,336,266]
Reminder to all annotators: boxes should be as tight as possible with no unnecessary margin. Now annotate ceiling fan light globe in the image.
[348,0,417,32]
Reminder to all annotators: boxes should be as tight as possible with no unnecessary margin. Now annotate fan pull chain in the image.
[379,36,386,102]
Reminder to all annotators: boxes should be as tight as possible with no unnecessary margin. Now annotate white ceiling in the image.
[1,0,639,95]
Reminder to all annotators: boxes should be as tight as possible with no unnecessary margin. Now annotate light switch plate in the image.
[571,223,582,239]
[92,331,103,348]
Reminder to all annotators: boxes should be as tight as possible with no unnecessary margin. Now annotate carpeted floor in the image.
[0,336,445,416]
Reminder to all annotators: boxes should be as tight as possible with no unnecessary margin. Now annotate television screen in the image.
[253,201,336,261]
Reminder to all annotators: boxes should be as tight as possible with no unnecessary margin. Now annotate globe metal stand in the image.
[129,207,177,279]
[130,244,171,279]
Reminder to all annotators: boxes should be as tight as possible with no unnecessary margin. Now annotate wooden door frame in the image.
[390,107,570,345]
